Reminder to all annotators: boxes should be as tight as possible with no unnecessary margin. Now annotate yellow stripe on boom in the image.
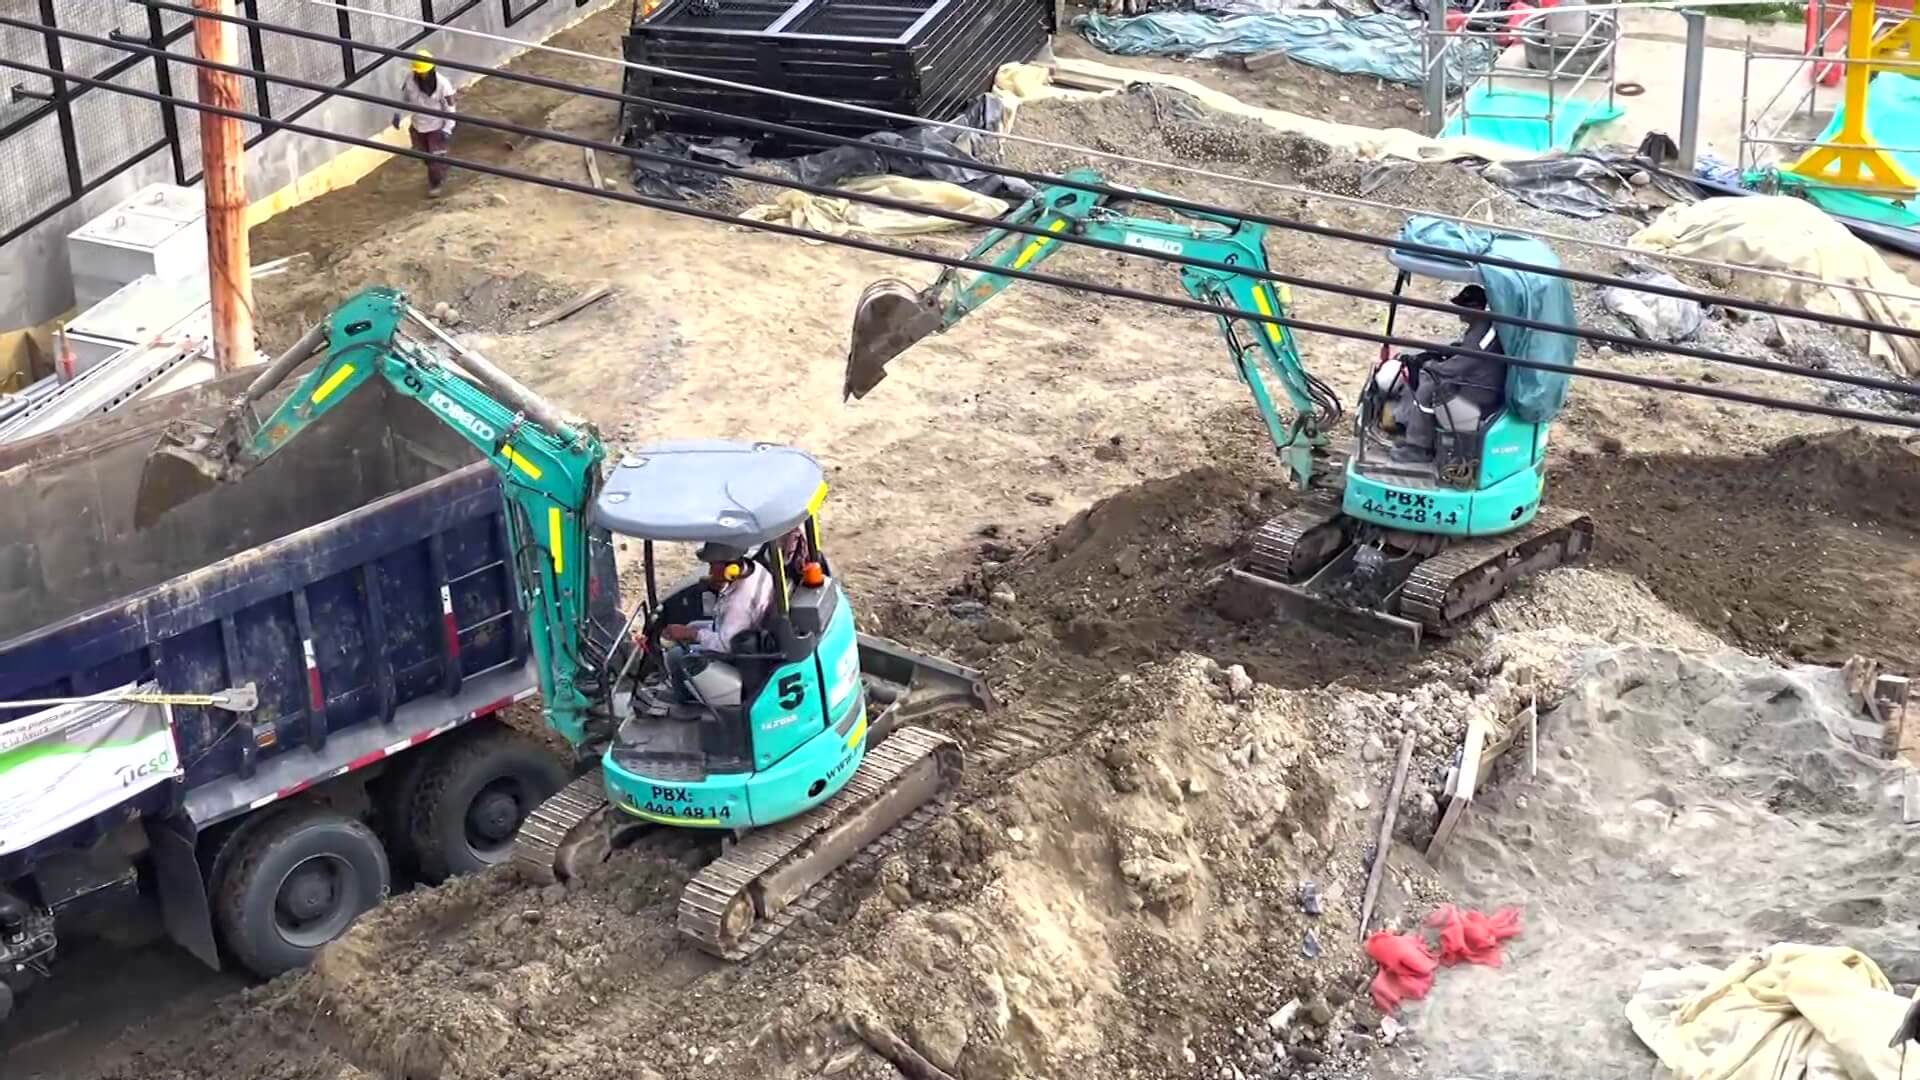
[1011,219,1069,270]
[1249,285,1283,345]
[503,446,543,480]
[548,506,564,574]
[309,363,357,404]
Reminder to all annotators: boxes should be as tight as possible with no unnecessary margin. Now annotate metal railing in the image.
[1421,2,1620,146]
[1736,4,1920,195]
[0,0,478,251]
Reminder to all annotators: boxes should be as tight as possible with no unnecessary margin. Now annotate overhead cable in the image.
[49,13,1920,399]
[8,46,1918,435]
[265,0,1920,312]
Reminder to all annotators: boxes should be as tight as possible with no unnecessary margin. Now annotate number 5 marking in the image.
[777,673,805,710]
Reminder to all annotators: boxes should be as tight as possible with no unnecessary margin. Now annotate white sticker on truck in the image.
[0,685,181,856]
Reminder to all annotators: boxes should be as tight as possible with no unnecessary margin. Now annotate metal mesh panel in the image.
[253,0,346,119]
[349,0,424,76]
[0,19,54,104]
[504,0,554,27]
[0,112,68,235]
[45,2,150,82]
[69,54,165,184]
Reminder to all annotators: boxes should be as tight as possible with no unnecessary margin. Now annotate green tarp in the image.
[1439,86,1623,155]
[1398,216,1578,424]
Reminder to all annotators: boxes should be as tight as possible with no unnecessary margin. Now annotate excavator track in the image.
[509,771,613,886]
[1245,493,1350,583]
[677,725,962,961]
[1399,507,1595,633]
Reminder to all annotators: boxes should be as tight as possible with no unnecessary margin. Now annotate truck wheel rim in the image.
[274,853,361,948]
[465,777,533,860]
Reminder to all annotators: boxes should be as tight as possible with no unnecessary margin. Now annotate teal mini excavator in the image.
[133,287,987,959]
[844,168,1594,643]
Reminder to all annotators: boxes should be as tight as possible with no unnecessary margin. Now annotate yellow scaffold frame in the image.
[1787,0,1920,193]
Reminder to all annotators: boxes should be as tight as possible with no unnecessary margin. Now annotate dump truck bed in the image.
[0,371,545,878]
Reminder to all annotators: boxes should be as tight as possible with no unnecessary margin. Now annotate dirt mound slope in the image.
[865,460,1427,709]
[1412,645,1920,1079]
[1555,429,1920,670]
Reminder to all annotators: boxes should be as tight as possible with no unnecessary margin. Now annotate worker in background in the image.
[661,543,773,701]
[1387,285,1507,463]
[392,51,457,198]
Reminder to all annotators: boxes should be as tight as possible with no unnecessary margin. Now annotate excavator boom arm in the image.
[845,168,1334,487]
[142,288,607,746]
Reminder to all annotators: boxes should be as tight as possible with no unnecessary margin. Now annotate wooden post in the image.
[194,0,254,373]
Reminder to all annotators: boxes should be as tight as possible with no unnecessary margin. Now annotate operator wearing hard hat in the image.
[392,51,457,198]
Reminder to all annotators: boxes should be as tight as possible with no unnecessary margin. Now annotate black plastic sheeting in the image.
[627,94,1035,202]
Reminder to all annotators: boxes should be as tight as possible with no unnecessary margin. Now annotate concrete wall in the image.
[0,0,618,334]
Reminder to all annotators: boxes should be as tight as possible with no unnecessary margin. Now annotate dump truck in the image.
[0,368,595,1024]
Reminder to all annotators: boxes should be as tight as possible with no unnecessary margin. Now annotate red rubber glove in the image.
[1366,930,1438,1013]
[1428,904,1523,967]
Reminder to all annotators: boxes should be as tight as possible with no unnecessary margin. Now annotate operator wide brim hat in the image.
[696,541,762,563]
[411,50,435,74]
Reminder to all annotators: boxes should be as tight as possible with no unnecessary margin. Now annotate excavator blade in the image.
[856,632,995,736]
[844,278,944,401]
[1231,500,1596,645]
[132,419,245,530]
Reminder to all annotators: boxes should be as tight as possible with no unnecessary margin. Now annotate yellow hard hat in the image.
[411,50,434,75]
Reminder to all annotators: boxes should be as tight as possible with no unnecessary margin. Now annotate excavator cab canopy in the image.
[1382,216,1579,425]
[593,439,828,547]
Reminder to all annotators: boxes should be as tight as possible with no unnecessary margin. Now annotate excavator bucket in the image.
[132,418,247,530]
[844,278,945,401]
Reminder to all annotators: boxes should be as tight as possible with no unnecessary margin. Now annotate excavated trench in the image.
[43,427,1919,1080]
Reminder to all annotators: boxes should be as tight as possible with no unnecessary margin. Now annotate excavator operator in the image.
[1383,285,1507,463]
[662,542,774,702]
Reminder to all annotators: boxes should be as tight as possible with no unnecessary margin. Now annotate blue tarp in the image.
[1071,11,1495,90]
[1397,216,1577,424]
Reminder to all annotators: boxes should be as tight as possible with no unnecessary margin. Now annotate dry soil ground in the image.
[6,4,1920,1078]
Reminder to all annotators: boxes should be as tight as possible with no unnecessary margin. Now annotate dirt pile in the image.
[1411,644,1920,1080]
[255,253,585,351]
[1557,428,1920,670]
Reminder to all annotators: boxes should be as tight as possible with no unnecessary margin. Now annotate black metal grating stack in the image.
[620,0,1055,150]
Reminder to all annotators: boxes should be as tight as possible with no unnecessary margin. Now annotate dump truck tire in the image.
[406,729,569,885]
[215,807,391,978]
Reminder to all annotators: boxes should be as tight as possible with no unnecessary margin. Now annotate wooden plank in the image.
[583,147,605,191]
[1426,713,1490,860]
[1357,733,1415,938]
[1477,701,1535,777]
[526,284,614,331]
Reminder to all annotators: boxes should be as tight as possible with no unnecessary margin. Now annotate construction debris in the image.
[525,283,614,330]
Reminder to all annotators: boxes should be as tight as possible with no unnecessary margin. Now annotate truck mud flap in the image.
[144,816,221,971]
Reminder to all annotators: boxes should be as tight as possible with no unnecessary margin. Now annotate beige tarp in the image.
[1627,944,1920,1080]
[740,176,1010,240]
[1630,196,1920,377]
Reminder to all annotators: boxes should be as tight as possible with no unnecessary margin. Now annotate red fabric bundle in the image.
[1426,904,1523,967]
[1366,930,1438,1012]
